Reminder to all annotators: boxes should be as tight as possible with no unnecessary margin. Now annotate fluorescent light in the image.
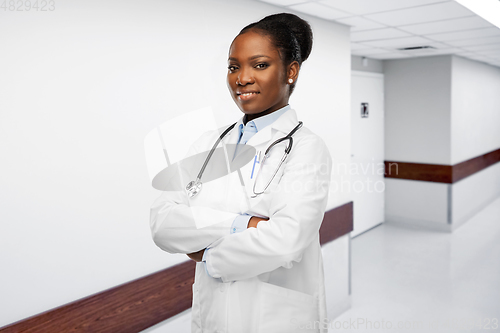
[454,0,500,29]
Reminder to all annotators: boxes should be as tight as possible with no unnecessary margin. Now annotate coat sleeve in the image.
[150,190,239,254]
[149,130,239,254]
[204,134,332,282]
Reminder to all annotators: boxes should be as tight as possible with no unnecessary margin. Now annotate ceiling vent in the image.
[397,46,436,51]
[397,46,438,55]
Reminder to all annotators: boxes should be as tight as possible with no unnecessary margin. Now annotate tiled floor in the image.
[332,197,500,333]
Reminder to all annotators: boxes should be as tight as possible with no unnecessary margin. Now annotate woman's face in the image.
[227,30,297,122]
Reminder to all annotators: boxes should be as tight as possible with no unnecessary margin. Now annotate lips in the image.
[236,90,260,101]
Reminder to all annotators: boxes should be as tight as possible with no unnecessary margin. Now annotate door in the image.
[351,71,385,237]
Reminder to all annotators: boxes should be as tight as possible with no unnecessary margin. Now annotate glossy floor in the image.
[332,197,500,333]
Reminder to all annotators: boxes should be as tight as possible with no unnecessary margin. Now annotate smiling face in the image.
[227,30,298,123]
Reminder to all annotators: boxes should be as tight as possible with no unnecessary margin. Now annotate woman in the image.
[150,13,332,333]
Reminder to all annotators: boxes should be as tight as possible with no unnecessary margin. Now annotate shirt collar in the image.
[243,104,291,133]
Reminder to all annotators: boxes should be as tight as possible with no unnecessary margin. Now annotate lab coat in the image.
[150,108,332,333]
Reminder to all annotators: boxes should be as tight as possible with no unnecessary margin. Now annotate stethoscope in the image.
[186,120,303,198]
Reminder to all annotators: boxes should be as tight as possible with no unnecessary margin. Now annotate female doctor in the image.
[150,13,332,333]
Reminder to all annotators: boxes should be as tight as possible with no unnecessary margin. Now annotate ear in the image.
[287,61,300,83]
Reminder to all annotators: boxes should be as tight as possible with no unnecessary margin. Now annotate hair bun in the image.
[259,13,313,62]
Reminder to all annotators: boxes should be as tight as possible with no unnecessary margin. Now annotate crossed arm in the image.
[186,216,268,262]
[151,134,331,282]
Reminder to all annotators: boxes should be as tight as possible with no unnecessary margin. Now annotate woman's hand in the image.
[187,248,206,262]
[247,216,269,228]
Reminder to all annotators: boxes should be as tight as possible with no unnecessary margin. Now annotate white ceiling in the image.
[257,0,500,67]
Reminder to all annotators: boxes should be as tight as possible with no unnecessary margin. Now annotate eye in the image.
[255,63,269,69]
[228,65,238,73]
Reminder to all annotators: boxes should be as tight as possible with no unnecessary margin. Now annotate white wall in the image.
[452,163,500,230]
[0,0,351,328]
[351,55,383,74]
[385,179,450,231]
[321,235,351,320]
[449,56,500,230]
[384,54,500,166]
[451,56,500,164]
[383,56,451,231]
[384,54,500,232]
[384,55,452,165]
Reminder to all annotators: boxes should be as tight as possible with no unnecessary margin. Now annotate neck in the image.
[243,103,289,125]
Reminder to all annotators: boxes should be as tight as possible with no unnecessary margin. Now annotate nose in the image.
[237,67,254,85]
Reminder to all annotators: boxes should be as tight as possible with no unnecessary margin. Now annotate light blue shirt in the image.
[202,104,291,277]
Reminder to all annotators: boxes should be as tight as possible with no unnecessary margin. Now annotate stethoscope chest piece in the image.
[186,180,202,198]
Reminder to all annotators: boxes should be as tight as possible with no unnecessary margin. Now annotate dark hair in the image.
[238,13,313,96]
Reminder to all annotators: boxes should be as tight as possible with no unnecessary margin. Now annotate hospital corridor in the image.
[1,0,499,332]
[335,197,500,332]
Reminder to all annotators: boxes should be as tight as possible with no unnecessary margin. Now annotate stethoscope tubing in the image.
[252,121,302,196]
[187,120,302,198]
[194,122,237,182]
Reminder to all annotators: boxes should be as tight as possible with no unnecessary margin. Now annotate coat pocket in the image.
[191,283,202,333]
[257,282,320,333]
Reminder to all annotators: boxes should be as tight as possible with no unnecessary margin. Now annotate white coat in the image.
[150,108,332,333]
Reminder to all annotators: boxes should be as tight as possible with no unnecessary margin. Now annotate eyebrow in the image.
[228,55,271,61]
